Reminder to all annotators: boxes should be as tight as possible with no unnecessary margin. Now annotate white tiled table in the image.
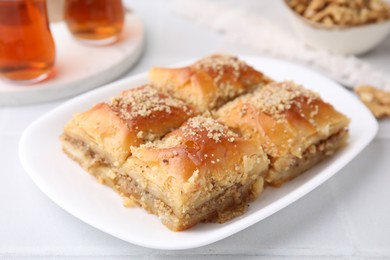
[1,0,390,258]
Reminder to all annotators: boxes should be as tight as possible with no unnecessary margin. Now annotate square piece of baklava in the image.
[216,81,350,186]
[116,116,269,231]
[148,54,272,112]
[61,85,194,187]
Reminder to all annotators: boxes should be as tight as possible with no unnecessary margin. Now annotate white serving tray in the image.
[19,56,378,250]
[0,13,144,106]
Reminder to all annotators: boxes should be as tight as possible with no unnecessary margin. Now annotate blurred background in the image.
[1,0,390,258]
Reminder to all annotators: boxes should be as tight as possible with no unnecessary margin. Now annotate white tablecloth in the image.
[1,0,390,258]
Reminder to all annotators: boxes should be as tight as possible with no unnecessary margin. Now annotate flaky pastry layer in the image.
[216,81,350,186]
[149,54,272,112]
[61,115,269,231]
[63,85,193,167]
[119,116,269,230]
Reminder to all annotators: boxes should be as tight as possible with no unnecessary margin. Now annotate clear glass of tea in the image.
[0,0,56,84]
[64,0,125,45]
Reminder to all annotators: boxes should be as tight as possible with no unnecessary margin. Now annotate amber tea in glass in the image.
[0,0,55,83]
[64,0,125,45]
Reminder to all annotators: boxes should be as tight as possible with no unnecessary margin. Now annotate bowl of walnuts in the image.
[284,0,390,55]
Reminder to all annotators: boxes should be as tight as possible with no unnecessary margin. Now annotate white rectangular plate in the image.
[19,57,378,250]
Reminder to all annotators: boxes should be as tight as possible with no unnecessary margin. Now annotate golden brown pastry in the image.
[215,81,350,187]
[60,54,351,232]
[60,85,194,186]
[148,54,272,113]
[117,116,269,231]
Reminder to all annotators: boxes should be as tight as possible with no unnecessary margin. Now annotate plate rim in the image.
[19,56,378,250]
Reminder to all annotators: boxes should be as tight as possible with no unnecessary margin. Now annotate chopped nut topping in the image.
[249,81,319,118]
[193,55,246,79]
[122,197,136,207]
[193,55,263,109]
[181,116,238,143]
[136,131,144,139]
[110,85,192,120]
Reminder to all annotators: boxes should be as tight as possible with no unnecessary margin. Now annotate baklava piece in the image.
[117,116,269,231]
[148,54,272,113]
[60,85,194,187]
[216,81,350,187]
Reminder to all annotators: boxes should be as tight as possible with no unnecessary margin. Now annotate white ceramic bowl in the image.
[283,0,390,55]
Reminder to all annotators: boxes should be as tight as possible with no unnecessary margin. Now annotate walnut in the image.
[355,85,390,119]
[287,0,390,26]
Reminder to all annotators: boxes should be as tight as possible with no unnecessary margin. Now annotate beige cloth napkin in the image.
[173,0,390,91]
